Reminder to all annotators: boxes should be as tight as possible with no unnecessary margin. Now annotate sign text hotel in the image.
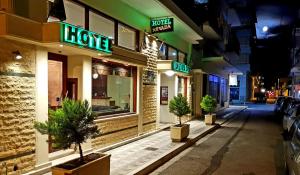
[150,17,174,34]
[61,23,112,53]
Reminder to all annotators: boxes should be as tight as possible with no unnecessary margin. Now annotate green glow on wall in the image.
[172,61,190,74]
[61,23,112,53]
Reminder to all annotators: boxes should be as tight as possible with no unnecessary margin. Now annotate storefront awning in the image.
[0,12,147,66]
[0,12,112,55]
[103,46,147,66]
[157,60,191,76]
[200,56,243,77]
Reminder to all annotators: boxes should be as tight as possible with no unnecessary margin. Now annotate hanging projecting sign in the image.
[61,23,112,53]
[150,17,174,34]
[172,61,190,74]
[229,74,238,86]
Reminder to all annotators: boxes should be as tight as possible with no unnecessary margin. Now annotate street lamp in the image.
[262,26,268,33]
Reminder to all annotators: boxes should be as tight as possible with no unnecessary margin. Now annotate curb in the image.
[130,107,246,175]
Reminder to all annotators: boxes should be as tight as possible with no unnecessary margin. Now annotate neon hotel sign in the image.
[61,23,112,53]
[172,61,190,74]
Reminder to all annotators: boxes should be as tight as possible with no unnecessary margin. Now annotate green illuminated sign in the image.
[150,17,174,34]
[172,61,190,74]
[61,23,112,53]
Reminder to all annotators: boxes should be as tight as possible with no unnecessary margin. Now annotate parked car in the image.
[278,97,294,115]
[274,96,286,113]
[283,119,300,175]
[283,104,300,131]
[284,98,300,116]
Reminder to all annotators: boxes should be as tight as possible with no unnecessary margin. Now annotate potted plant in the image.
[34,98,110,175]
[169,94,191,142]
[200,95,217,125]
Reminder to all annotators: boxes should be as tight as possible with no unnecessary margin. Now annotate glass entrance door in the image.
[48,53,67,152]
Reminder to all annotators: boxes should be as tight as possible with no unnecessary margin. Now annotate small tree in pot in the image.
[169,94,191,142]
[200,95,217,125]
[34,98,110,175]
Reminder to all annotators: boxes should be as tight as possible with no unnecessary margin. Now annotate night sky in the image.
[251,0,298,89]
[250,30,292,89]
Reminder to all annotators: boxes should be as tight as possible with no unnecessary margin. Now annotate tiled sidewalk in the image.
[106,106,246,175]
[38,106,246,175]
[107,121,207,175]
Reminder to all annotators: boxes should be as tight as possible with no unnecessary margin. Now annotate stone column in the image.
[35,47,51,168]
[192,69,203,118]
[81,56,92,152]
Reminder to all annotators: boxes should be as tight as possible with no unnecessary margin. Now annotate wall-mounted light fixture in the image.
[12,50,22,60]
[92,68,99,79]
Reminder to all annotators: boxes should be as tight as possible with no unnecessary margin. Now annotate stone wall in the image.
[0,38,36,174]
[92,115,139,149]
[141,35,158,133]
[142,85,157,133]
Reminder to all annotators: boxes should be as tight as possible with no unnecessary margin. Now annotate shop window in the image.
[92,59,136,116]
[118,24,136,50]
[64,0,85,27]
[230,88,239,100]
[178,52,187,64]
[208,75,220,103]
[168,47,177,61]
[157,41,167,60]
[89,11,115,43]
[221,78,227,105]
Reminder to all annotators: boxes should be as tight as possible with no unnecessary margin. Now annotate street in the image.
[151,104,285,175]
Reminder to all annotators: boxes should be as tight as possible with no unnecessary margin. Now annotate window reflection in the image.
[168,47,177,61]
[92,59,135,116]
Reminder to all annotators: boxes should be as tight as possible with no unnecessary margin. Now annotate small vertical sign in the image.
[160,86,168,105]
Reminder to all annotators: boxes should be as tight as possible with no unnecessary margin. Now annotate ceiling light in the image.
[59,44,63,47]
[262,26,268,32]
[12,50,22,60]
[97,53,102,56]
[165,70,175,77]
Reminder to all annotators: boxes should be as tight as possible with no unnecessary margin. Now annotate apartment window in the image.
[89,11,115,43]
[168,47,177,61]
[64,0,85,27]
[118,24,136,50]
[92,59,136,116]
